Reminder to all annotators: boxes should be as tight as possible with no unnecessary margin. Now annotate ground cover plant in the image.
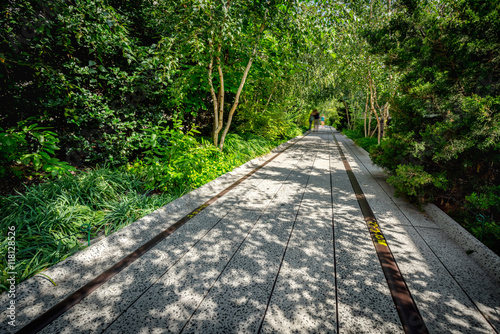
[341,129,379,152]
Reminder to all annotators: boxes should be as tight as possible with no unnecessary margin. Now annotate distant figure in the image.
[313,110,320,131]
[320,115,325,128]
[308,111,315,130]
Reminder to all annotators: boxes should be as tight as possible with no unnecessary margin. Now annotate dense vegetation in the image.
[329,0,499,254]
[367,0,500,252]
[1,0,498,289]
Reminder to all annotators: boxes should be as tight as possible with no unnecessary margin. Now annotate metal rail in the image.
[331,129,429,334]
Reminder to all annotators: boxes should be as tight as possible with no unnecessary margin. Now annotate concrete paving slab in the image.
[260,149,337,333]
[102,208,264,334]
[180,208,302,334]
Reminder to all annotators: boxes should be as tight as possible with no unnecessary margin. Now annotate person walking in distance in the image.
[313,110,320,132]
[320,114,325,128]
[308,111,315,130]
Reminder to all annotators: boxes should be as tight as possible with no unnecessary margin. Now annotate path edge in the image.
[423,203,500,284]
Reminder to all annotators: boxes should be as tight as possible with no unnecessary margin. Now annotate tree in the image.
[364,0,500,204]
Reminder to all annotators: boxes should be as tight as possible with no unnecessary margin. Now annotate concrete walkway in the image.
[2,128,500,333]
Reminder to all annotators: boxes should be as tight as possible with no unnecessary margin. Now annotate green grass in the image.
[0,167,178,291]
[0,133,286,291]
[342,129,379,152]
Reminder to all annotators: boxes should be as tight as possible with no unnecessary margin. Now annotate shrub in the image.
[0,119,76,179]
[387,164,448,203]
[370,132,416,172]
[341,129,379,152]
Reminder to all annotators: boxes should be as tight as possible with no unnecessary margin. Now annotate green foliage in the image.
[1,0,178,166]
[466,187,500,212]
[468,219,500,254]
[364,0,500,208]
[342,129,363,139]
[1,0,322,165]
[355,137,379,152]
[129,128,280,192]
[451,185,500,254]
[235,108,303,141]
[370,132,416,171]
[0,119,76,178]
[0,167,176,291]
[128,119,219,191]
[387,164,448,203]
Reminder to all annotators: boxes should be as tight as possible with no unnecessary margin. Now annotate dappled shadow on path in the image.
[16,130,499,334]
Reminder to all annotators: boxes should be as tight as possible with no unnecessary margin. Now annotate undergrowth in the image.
[341,129,379,152]
[0,168,178,291]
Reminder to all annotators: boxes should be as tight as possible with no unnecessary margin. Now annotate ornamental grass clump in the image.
[0,167,175,291]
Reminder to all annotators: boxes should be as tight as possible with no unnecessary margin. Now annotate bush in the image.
[387,164,448,203]
[0,119,76,179]
[127,121,282,192]
[355,137,379,152]
[370,132,416,172]
[342,129,379,152]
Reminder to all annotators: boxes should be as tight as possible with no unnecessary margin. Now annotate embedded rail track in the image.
[7,128,499,334]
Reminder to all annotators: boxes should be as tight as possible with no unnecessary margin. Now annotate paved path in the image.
[4,128,500,333]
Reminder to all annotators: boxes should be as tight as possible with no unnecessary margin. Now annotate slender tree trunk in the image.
[368,69,382,144]
[364,92,369,137]
[208,50,219,147]
[218,18,266,150]
[382,102,390,138]
[353,97,360,131]
[342,99,351,130]
[368,111,373,137]
[214,45,225,145]
[377,115,382,144]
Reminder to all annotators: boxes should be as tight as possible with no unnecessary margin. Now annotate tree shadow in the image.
[6,131,499,334]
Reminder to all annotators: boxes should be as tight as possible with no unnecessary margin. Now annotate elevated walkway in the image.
[3,127,499,333]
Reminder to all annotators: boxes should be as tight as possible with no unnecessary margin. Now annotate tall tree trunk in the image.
[209,41,225,147]
[382,102,390,138]
[364,92,369,137]
[368,69,382,144]
[343,99,351,130]
[218,18,266,150]
[208,54,219,146]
